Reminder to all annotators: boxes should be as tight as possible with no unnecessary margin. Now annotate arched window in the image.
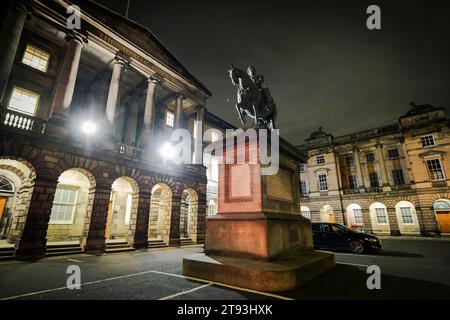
[0,177,14,195]
[300,206,311,219]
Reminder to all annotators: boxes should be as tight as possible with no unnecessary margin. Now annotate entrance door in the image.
[436,211,450,233]
[0,197,6,220]
[329,213,335,223]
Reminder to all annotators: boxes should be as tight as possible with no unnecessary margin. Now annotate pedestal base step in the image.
[183,251,335,292]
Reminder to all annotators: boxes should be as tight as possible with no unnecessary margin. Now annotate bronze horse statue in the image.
[228,65,277,130]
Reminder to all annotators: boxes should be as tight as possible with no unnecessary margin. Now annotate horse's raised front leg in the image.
[235,104,245,125]
[252,105,260,126]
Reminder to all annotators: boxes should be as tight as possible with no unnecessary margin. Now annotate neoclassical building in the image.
[0,0,228,260]
[298,103,450,237]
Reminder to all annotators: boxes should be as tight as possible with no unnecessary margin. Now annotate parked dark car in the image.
[312,222,382,254]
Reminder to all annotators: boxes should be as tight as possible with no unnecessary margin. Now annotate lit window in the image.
[426,159,445,181]
[8,87,39,115]
[388,149,399,159]
[369,172,380,188]
[375,208,388,224]
[165,110,175,127]
[421,135,435,148]
[353,209,363,225]
[348,175,358,190]
[392,169,405,185]
[366,152,375,163]
[400,207,414,224]
[22,44,50,72]
[49,186,79,224]
[301,210,311,219]
[124,194,132,225]
[316,155,325,165]
[318,173,328,192]
[301,180,308,194]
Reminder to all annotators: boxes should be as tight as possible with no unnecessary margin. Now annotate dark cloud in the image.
[95,0,450,144]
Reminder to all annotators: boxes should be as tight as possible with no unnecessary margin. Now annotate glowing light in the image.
[160,142,175,159]
[81,121,96,135]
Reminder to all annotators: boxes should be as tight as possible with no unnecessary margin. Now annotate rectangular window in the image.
[375,208,388,224]
[299,164,306,172]
[366,152,375,163]
[8,86,39,116]
[318,173,328,192]
[392,169,405,185]
[353,209,364,225]
[165,110,175,127]
[316,155,325,165]
[348,175,358,190]
[388,148,399,159]
[369,172,380,188]
[301,211,311,219]
[400,207,414,224]
[124,194,132,225]
[301,180,307,195]
[426,159,445,181]
[345,156,354,166]
[22,44,50,72]
[49,186,79,224]
[421,135,436,148]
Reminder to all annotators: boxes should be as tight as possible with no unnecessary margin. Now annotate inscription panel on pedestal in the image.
[226,164,254,202]
[265,168,293,202]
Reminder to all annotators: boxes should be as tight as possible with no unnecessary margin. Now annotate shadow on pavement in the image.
[278,264,450,300]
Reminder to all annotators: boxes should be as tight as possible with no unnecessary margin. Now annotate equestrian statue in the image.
[228,65,277,130]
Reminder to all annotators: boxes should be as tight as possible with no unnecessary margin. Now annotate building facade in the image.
[0,0,227,260]
[298,103,450,236]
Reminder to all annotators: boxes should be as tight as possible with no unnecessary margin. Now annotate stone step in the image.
[0,246,15,252]
[46,243,81,249]
[180,238,195,246]
[46,246,82,253]
[46,250,84,257]
[0,255,14,261]
[105,247,135,253]
[148,244,168,249]
[0,250,14,258]
[105,242,129,248]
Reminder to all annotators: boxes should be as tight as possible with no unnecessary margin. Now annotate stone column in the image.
[376,143,391,191]
[193,105,205,164]
[353,147,365,190]
[125,94,139,146]
[0,0,30,103]
[47,32,86,132]
[105,55,128,142]
[169,194,182,246]
[195,189,207,244]
[15,176,58,260]
[140,77,158,147]
[175,94,184,129]
[84,185,110,254]
[133,190,151,249]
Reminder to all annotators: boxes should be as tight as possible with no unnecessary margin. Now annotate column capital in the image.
[176,93,186,101]
[65,30,88,44]
[147,75,160,85]
[114,52,130,67]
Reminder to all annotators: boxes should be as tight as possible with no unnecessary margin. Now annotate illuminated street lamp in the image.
[81,121,97,135]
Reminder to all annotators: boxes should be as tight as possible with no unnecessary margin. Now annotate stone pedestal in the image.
[183,128,335,292]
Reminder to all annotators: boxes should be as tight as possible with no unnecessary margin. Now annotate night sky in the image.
[94,0,450,145]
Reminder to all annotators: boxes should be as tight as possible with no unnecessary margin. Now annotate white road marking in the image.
[337,262,370,268]
[67,259,82,263]
[1,269,293,301]
[151,270,294,300]
[158,284,213,300]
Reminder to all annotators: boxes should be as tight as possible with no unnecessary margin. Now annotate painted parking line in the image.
[151,270,294,300]
[159,284,213,300]
[1,269,293,301]
[0,270,157,300]
[67,259,82,263]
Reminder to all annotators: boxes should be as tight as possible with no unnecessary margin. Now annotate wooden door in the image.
[436,211,450,233]
[0,197,7,221]
[329,213,335,223]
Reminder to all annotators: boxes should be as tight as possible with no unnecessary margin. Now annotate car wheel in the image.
[350,240,365,254]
